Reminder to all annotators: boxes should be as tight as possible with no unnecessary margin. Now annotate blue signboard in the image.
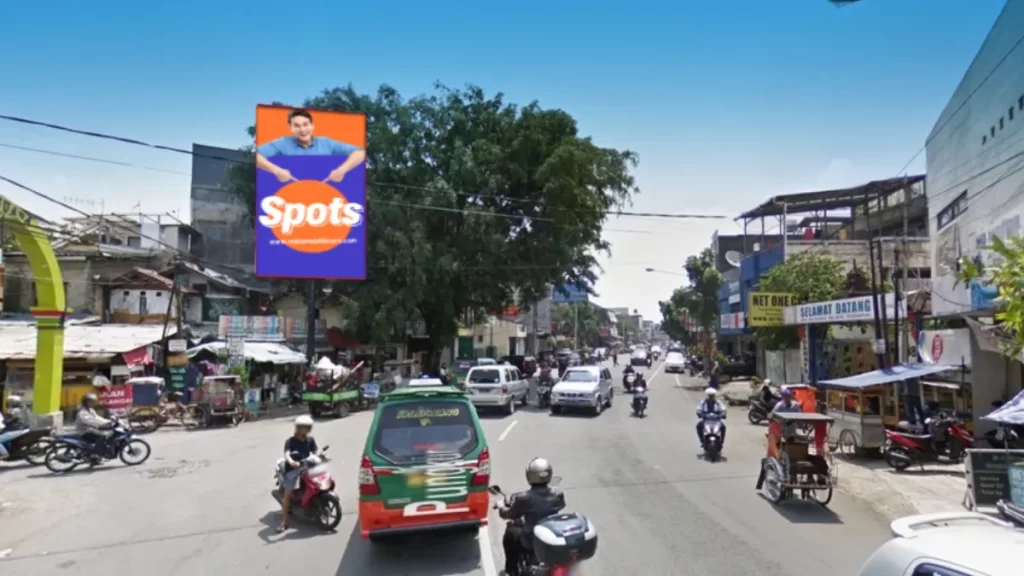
[552,283,589,304]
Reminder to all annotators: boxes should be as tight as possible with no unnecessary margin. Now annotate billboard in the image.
[747,292,799,327]
[551,283,589,304]
[254,105,367,279]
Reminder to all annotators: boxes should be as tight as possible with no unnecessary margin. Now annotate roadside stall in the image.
[820,363,961,456]
[965,391,1024,513]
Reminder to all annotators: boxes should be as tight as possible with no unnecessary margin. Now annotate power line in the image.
[0,114,727,221]
[0,142,190,176]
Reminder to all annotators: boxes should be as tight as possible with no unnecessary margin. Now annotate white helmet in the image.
[704,387,717,397]
[294,415,314,428]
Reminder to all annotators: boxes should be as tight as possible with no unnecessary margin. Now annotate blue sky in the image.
[0,0,1007,318]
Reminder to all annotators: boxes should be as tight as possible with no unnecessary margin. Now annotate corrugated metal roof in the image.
[0,322,177,360]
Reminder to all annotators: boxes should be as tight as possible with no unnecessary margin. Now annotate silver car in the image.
[465,365,529,414]
[551,366,613,416]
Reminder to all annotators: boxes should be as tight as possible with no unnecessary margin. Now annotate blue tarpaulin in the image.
[820,362,962,389]
[984,389,1024,425]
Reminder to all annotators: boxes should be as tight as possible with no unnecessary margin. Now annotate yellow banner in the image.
[748,292,799,327]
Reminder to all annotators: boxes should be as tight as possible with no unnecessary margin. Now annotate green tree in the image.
[957,238,1024,357]
[659,288,693,345]
[228,84,639,367]
[754,252,845,350]
[679,248,722,361]
[551,303,609,348]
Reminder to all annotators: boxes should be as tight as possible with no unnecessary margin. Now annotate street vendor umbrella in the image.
[984,389,1024,425]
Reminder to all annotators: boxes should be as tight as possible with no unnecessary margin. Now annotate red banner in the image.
[99,385,134,411]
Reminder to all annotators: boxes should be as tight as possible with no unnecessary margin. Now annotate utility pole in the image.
[305,280,316,365]
[864,201,886,368]
[893,244,901,365]
[875,236,891,367]
[573,303,579,349]
[901,179,911,363]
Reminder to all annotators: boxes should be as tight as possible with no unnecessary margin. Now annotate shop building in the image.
[927,0,1024,425]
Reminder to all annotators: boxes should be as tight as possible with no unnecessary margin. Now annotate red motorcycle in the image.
[883,414,973,471]
[271,446,342,530]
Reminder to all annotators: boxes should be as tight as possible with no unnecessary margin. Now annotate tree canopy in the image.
[658,248,720,354]
[754,252,845,350]
[228,83,639,365]
[957,238,1024,358]
[551,303,611,348]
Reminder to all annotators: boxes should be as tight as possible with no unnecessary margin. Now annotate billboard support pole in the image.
[573,304,579,349]
[306,279,316,365]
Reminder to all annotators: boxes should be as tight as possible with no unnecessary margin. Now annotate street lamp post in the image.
[645,267,686,277]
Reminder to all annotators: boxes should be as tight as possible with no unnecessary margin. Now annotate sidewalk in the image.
[837,455,967,519]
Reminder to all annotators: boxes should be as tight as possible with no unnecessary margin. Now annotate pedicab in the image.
[755,411,837,507]
[192,374,244,427]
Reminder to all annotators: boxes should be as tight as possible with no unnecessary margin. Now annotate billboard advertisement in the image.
[551,283,589,304]
[254,105,367,279]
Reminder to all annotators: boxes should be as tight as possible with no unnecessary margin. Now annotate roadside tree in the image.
[754,252,844,350]
[956,238,1024,358]
[228,84,639,367]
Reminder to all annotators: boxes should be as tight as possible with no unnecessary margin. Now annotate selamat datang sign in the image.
[747,292,799,327]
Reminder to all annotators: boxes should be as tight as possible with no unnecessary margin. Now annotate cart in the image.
[192,375,243,428]
[303,361,365,418]
[756,412,836,507]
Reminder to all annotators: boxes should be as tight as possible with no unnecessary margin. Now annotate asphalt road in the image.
[0,358,892,575]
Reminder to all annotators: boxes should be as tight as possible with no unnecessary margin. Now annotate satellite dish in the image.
[725,250,743,268]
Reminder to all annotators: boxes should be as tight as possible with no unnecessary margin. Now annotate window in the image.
[156,291,163,297]
[1011,107,1016,121]
[991,126,996,138]
[936,190,969,230]
[139,292,148,315]
[372,400,478,464]
[983,135,987,145]
[122,291,129,297]
[1000,117,1004,130]
[912,563,972,576]
[1019,95,1023,110]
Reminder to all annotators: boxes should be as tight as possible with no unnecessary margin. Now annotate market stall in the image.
[821,362,961,456]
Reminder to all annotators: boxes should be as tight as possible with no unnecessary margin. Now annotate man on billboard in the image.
[256,109,367,184]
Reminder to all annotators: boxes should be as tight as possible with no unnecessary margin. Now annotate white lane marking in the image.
[674,374,682,388]
[498,420,518,442]
[0,548,12,559]
[479,524,498,576]
[647,361,666,384]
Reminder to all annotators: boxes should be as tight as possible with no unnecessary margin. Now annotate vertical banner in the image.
[254,105,367,279]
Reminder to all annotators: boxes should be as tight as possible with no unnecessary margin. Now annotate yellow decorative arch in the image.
[1,194,67,416]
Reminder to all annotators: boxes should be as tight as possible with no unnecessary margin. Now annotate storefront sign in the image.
[918,328,971,367]
[784,294,905,325]
[966,449,1024,510]
[98,385,134,412]
[719,312,745,331]
[727,282,740,304]
[748,292,799,327]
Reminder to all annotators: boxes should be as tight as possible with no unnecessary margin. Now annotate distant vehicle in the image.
[476,357,498,366]
[857,512,1019,576]
[664,351,686,373]
[465,365,529,415]
[630,347,650,367]
[551,366,613,416]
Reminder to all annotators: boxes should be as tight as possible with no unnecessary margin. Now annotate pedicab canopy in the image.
[819,362,962,389]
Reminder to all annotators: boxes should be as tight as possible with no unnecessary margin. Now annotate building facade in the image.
[190,143,254,273]
[928,0,1024,316]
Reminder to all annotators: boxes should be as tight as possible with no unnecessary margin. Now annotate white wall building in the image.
[929,0,1024,316]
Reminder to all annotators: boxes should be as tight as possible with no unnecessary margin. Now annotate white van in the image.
[465,364,529,415]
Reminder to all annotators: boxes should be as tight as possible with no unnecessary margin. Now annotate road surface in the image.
[0,358,891,575]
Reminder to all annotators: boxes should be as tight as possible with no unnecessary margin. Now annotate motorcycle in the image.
[489,479,597,576]
[537,376,555,409]
[883,414,973,471]
[631,386,648,418]
[645,356,653,368]
[623,373,636,393]
[700,413,725,461]
[746,392,779,425]
[44,416,152,473]
[272,446,342,531]
[984,425,1022,449]
[0,424,53,466]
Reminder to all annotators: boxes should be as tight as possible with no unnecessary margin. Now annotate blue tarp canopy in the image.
[984,389,1024,425]
[820,362,962,390]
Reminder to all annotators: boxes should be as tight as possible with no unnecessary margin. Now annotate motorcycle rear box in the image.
[532,513,598,566]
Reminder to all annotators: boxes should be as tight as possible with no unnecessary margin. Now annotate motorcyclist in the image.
[0,396,25,461]
[758,379,776,406]
[279,415,323,532]
[633,372,647,390]
[696,387,727,447]
[500,457,566,576]
[75,393,114,460]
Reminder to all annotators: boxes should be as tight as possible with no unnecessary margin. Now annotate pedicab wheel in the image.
[315,492,343,531]
[809,484,833,507]
[119,439,152,466]
[45,444,81,474]
[762,459,784,504]
[837,430,859,457]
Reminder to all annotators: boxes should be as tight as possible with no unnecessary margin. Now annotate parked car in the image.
[857,511,1018,576]
[664,351,686,373]
[550,366,613,416]
[464,365,529,415]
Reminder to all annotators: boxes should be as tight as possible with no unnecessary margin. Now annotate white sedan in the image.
[857,511,1019,576]
[663,351,686,373]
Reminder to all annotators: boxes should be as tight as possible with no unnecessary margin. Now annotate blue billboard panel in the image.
[254,106,367,279]
[552,283,589,304]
